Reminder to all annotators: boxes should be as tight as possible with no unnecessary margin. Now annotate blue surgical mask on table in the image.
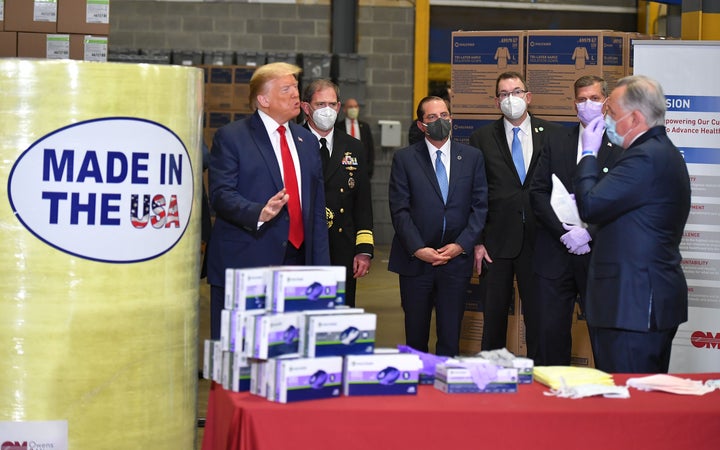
[604,111,633,147]
[576,99,605,125]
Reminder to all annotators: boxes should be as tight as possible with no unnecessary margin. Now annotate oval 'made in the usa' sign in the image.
[7,117,194,263]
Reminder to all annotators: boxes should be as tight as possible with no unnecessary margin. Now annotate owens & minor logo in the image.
[2,443,27,450]
[7,117,193,263]
[690,331,720,349]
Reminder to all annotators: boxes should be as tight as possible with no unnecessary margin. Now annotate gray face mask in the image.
[424,118,451,140]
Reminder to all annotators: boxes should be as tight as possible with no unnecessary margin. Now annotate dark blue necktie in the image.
[512,127,526,184]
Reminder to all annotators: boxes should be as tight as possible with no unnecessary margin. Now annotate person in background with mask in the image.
[528,75,621,365]
[574,75,691,373]
[388,96,488,356]
[469,71,559,359]
[302,79,374,307]
[338,98,375,178]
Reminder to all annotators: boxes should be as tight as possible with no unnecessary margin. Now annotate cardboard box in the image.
[16,32,105,60]
[525,30,627,115]
[5,0,57,33]
[1,0,5,32]
[57,0,110,35]
[204,65,234,110]
[451,31,525,114]
[570,303,595,368]
[459,276,526,357]
[0,31,17,57]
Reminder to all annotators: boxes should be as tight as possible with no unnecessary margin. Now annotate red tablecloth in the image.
[202,373,720,450]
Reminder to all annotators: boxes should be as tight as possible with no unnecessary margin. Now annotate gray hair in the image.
[615,75,666,127]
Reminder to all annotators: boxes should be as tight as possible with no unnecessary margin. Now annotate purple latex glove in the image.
[581,115,605,157]
[398,345,449,377]
[561,223,591,255]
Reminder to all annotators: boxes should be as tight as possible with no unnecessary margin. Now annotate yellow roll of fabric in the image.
[0,60,203,449]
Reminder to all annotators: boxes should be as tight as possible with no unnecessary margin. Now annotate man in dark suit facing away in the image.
[389,96,488,356]
[574,75,691,373]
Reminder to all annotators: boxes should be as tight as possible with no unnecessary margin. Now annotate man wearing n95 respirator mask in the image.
[301,79,374,308]
[468,71,560,361]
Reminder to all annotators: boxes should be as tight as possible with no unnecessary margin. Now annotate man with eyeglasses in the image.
[574,75,690,373]
[301,79,374,307]
[389,96,488,356]
[469,71,559,359]
[528,75,621,365]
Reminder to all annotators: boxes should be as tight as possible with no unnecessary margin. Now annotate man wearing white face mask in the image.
[574,75,691,373]
[302,79,374,307]
[469,71,560,359]
[528,75,621,365]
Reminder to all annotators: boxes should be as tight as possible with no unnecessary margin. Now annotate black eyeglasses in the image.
[496,89,527,100]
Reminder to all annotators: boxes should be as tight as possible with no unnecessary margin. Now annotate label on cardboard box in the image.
[86,0,109,24]
[46,33,69,59]
[34,0,58,23]
[83,35,107,61]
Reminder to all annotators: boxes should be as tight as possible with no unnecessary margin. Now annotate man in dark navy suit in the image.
[388,96,488,356]
[529,75,621,365]
[206,62,330,339]
[574,75,691,373]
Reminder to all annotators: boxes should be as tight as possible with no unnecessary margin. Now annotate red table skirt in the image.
[202,373,720,450]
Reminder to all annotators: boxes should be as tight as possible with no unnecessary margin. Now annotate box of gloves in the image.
[343,353,423,396]
[269,266,346,312]
[305,312,377,357]
[272,356,344,403]
[250,312,303,360]
[475,348,534,384]
[434,358,519,393]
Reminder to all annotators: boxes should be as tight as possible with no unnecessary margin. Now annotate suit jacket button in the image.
[340,208,344,213]
[338,228,343,233]
[340,188,344,193]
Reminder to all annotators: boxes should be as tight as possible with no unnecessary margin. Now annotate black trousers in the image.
[399,269,469,357]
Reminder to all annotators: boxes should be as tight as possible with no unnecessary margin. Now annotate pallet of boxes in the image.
[203,265,430,403]
[1,0,109,61]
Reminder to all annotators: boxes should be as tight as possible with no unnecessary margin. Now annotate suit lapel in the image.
[250,113,284,191]
[414,143,444,202]
[447,143,462,200]
[493,119,516,173]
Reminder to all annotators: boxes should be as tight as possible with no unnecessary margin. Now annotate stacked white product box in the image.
[475,348,534,384]
[304,312,376,357]
[343,353,423,396]
[434,357,519,393]
[268,266,346,312]
[250,312,304,360]
[274,357,343,403]
[225,267,269,311]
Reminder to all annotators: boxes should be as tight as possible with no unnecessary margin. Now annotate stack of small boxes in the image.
[204,265,423,403]
[433,349,533,394]
[0,0,109,60]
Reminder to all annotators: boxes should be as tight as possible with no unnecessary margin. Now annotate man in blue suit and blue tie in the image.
[389,96,488,356]
[206,62,330,339]
[575,75,691,373]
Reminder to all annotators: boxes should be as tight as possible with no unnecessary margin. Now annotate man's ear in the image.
[256,94,270,108]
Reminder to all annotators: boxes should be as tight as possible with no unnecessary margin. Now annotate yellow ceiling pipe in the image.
[413,0,430,114]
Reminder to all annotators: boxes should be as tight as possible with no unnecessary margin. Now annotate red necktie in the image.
[350,120,357,139]
[278,126,304,249]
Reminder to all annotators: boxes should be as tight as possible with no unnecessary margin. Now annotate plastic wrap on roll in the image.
[0,59,204,449]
